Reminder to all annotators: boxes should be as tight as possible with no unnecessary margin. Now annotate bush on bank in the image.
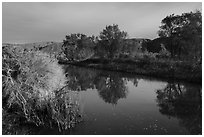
[2,46,82,134]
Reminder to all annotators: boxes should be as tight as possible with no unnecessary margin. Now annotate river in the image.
[7,65,202,135]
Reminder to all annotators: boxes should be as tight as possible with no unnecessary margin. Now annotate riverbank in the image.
[59,58,202,84]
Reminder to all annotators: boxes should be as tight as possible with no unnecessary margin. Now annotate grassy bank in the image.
[59,58,201,84]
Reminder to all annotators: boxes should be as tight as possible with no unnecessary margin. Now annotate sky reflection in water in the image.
[4,65,201,135]
[61,65,202,135]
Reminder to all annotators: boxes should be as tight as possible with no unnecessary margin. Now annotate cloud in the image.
[2,2,202,43]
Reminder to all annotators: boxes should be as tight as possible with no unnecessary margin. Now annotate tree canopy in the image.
[158,10,202,60]
[62,33,96,61]
[97,24,128,59]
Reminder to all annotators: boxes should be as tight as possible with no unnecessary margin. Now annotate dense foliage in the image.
[62,33,96,61]
[2,46,81,134]
[60,11,201,64]
[158,11,202,60]
[97,24,128,59]
[61,24,128,61]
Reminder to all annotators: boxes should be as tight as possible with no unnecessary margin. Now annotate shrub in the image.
[2,46,82,134]
[135,51,157,62]
[143,51,157,60]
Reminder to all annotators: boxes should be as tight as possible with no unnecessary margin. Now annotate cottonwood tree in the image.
[158,10,202,60]
[97,24,127,59]
[62,33,96,61]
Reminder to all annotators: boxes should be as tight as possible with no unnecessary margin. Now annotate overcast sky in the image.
[2,2,201,43]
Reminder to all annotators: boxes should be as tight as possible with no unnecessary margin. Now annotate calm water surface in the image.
[15,65,203,135]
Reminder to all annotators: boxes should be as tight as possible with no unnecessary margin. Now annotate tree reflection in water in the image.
[49,65,201,134]
[95,74,128,105]
[64,65,130,105]
[64,65,98,91]
[156,82,202,135]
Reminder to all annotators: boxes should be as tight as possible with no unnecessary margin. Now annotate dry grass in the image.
[2,46,82,134]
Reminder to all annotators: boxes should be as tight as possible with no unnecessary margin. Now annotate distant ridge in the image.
[2,41,63,56]
[2,41,62,48]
